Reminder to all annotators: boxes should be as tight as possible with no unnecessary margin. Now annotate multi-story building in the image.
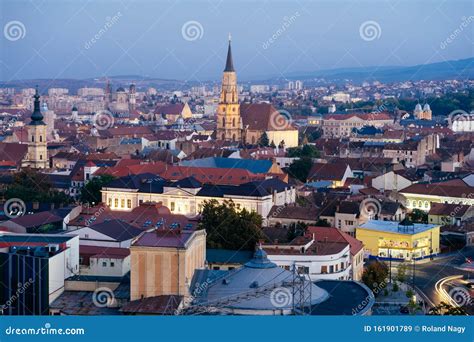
[322,113,393,138]
[0,233,79,315]
[400,182,474,211]
[263,234,353,281]
[356,220,440,260]
[101,176,296,222]
[130,226,206,300]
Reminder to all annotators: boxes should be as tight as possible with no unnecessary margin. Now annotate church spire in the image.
[30,86,44,125]
[224,34,234,72]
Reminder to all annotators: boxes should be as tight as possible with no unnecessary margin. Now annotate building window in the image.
[114,198,118,207]
[127,199,132,208]
[110,262,115,267]
[32,136,34,142]
[40,135,43,142]
[102,262,107,267]
[121,199,125,208]
[321,265,328,274]
[170,202,175,211]
[329,265,334,273]
[108,198,112,207]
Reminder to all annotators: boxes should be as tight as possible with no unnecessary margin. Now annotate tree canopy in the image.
[4,168,70,204]
[198,199,264,250]
[80,174,115,205]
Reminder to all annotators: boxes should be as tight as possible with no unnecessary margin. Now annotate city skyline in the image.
[1,0,472,82]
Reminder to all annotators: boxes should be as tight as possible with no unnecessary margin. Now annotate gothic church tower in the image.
[216,36,242,142]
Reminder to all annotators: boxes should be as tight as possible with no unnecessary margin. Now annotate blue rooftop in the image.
[358,219,438,235]
[180,157,273,174]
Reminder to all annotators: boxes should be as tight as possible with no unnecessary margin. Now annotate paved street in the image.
[407,247,474,313]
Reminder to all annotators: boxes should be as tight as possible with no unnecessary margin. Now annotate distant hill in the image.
[284,57,474,83]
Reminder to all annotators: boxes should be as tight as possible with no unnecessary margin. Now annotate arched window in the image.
[232,134,236,141]
[221,133,225,140]
[222,118,226,126]
[32,136,35,142]
[39,135,42,142]
[232,118,235,127]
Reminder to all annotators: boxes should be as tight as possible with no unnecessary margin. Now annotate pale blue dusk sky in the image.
[0,0,472,81]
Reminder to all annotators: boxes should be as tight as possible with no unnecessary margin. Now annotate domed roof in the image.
[116,87,125,92]
[197,247,329,312]
[414,104,422,112]
[30,87,45,125]
[423,104,431,111]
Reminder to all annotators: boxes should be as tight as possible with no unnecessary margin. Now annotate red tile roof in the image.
[241,103,296,131]
[306,226,363,256]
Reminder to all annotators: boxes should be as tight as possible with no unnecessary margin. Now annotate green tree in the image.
[396,263,407,283]
[408,209,428,223]
[258,132,269,147]
[80,174,115,204]
[315,219,331,227]
[288,157,313,182]
[198,200,264,250]
[286,221,308,242]
[4,168,70,204]
[362,261,389,292]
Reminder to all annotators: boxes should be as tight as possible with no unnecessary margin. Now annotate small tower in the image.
[104,79,112,108]
[129,84,136,111]
[23,87,48,169]
[421,103,432,120]
[216,34,242,143]
[71,105,79,122]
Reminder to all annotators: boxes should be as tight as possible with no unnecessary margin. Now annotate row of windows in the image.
[108,198,132,209]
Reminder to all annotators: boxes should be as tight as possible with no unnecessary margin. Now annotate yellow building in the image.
[356,220,440,260]
[130,228,206,301]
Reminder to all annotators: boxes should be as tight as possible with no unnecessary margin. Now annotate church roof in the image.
[30,87,45,125]
[224,39,234,72]
[240,103,295,131]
